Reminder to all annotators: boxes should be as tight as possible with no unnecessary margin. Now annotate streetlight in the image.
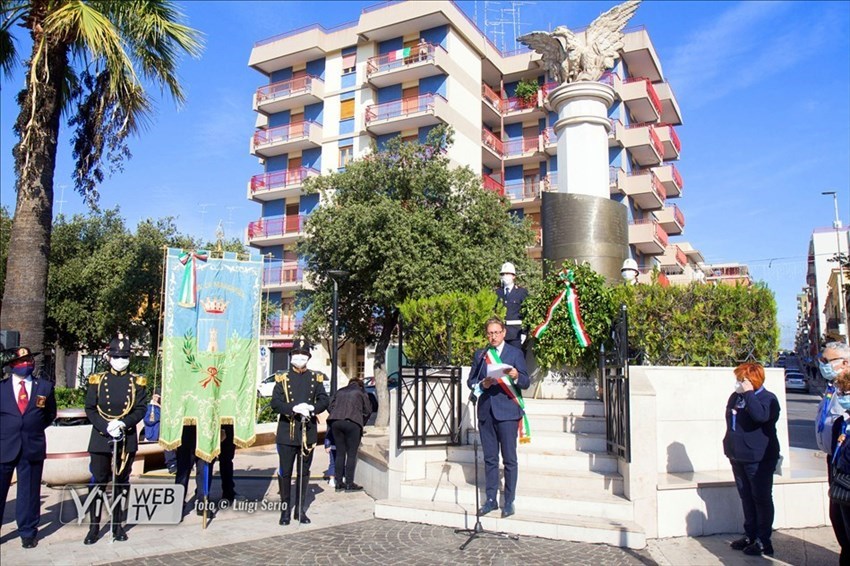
[327,270,349,395]
[822,191,849,341]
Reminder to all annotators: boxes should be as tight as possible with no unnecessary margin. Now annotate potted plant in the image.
[514,79,540,108]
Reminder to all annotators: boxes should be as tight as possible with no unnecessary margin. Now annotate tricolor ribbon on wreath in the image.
[177,250,209,308]
[532,268,591,348]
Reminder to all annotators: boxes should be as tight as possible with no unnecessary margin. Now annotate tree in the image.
[0,206,11,301]
[299,126,536,426]
[0,0,202,359]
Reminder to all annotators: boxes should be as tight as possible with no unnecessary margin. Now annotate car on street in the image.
[785,371,809,394]
[257,374,276,398]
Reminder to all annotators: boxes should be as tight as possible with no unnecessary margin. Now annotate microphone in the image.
[468,350,487,404]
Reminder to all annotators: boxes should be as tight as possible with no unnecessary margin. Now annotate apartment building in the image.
[246,0,695,366]
[800,226,850,347]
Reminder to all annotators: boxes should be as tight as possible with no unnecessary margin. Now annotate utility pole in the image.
[823,191,849,342]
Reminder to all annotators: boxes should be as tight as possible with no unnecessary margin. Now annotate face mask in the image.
[821,361,840,381]
[838,395,850,411]
[291,354,309,369]
[11,363,34,377]
[501,275,514,288]
[110,358,130,372]
[734,381,744,394]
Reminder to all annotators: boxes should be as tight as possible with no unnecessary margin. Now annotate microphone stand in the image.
[455,354,519,550]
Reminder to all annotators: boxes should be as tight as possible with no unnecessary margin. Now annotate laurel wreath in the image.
[182,330,204,373]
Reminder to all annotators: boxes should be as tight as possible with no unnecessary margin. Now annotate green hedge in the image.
[55,386,87,409]
[398,288,506,366]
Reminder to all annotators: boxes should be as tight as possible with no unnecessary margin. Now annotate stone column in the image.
[542,81,628,282]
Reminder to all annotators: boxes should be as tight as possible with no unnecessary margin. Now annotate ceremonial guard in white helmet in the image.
[495,262,529,349]
[84,335,148,544]
[271,337,329,525]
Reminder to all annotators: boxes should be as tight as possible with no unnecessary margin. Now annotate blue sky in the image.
[1,1,849,348]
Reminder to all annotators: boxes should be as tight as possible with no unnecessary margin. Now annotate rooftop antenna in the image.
[483,1,534,53]
[56,184,67,216]
[198,203,214,239]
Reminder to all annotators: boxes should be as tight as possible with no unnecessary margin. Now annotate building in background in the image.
[800,226,850,347]
[245,0,705,371]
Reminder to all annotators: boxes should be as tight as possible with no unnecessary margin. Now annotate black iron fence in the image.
[600,304,631,462]
[395,316,462,450]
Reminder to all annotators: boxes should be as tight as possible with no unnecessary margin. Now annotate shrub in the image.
[398,288,506,366]
[256,396,277,424]
[514,79,540,105]
[55,386,87,409]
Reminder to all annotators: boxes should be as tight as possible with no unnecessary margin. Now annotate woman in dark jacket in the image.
[723,362,781,557]
[327,376,372,492]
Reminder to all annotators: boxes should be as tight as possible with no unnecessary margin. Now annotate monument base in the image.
[541,192,628,283]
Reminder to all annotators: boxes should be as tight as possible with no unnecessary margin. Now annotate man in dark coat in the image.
[271,337,329,525]
[467,318,530,519]
[84,335,148,544]
[0,347,56,549]
[495,262,529,350]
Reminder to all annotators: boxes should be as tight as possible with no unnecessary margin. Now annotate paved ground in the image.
[0,444,842,566]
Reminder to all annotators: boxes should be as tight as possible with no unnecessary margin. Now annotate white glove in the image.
[293,403,310,417]
[306,404,315,413]
[107,420,125,438]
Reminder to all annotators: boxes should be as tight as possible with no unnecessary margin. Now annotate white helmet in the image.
[621,258,639,282]
[500,262,516,275]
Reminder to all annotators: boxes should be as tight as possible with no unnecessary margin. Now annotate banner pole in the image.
[154,245,168,393]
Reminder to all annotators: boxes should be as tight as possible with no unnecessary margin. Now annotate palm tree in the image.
[0,0,202,359]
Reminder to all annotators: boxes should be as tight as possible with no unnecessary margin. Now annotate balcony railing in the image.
[503,135,540,157]
[482,83,503,112]
[482,128,504,156]
[658,124,681,153]
[672,204,685,228]
[504,180,540,201]
[544,126,556,145]
[671,163,683,190]
[638,267,670,287]
[247,214,304,239]
[262,318,301,336]
[366,42,443,76]
[250,167,319,195]
[626,123,665,157]
[264,261,302,286]
[503,93,540,113]
[253,121,318,147]
[674,246,687,267]
[631,218,669,247]
[629,169,667,203]
[482,173,504,195]
[609,166,621,187]
[256,75,320,103]
[623,77,662,116]
[365,93,442,123]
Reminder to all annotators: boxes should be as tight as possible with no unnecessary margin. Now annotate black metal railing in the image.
[600,304,631,462]
[396,366,462,449]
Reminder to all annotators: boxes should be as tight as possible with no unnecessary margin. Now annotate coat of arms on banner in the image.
[160,248,263,461]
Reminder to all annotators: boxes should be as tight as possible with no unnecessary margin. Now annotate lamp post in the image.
[822,191,849,341]
[328,270,349,395]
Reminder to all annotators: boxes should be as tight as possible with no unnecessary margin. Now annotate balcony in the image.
[629,219,668,255]
[609,118,622,148]
[653,204,685,235]
[622,170,666,211]
[609,166,623,194]
[364,93,448,135]
[618,77,661,123]
[481,83,502,126]
[658,245,688,274]
[503,135,543,166]
[251,121,322,158]
[253,75,324,115]
[621,29,663,82]
[652,82,683,126]
[654,124,681,160]
[652,163,683,198]
[261,318,301,339]
[543,127,557,155]
[616,122,663,166]
[247,214,305,245]
[263,261,303,292]
[366,43,448,88]
[481,128,504,169]
[502,91,546,125]
[528,228,542,260]
[637,267,670,287]
[248,167,320,202]
[482,173,505,196]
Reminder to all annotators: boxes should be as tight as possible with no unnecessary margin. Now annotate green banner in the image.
[160,248,263,461]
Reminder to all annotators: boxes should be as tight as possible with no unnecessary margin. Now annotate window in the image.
[340,98,355,120]
[342,52,356,74]
[339,144,353,168]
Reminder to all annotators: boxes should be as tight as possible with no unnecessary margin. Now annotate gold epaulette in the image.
[274,371,289,383]
[134,374,147,387]
[315,371,326,383]
[88,373,104,385]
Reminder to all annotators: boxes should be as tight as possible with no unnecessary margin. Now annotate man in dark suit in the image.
[495,262,528,350]
[467,318,530,519]
[84,335,148,544]
[271,337,329,526]
[0,347,57,549]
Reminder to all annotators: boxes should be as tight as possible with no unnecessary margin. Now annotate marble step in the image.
[374,498,646,549]
[521,398,605,417]
[530,414,606,434]
[465,429,607,452]
[446,444,619,473]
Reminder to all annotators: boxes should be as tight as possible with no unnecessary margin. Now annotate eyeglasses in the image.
[820,357,847,365]
[486,330,505,337]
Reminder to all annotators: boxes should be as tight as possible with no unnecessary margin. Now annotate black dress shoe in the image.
[84,526,100,545]
[21,537,37,549]
[298,513,311,524]
[345,482,364,492]
[335,482,347,492]
[279,511,291,526]
[112,525,128,542]
[501,502,515,518]
[730,535,752,550]
[478,499,499,516]
[742,539,772,556]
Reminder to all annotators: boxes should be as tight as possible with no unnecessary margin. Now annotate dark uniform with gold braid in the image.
[271,338,329,525]
[84,336,148,543]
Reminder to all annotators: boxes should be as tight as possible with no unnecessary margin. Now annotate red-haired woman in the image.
[722,362,781,557]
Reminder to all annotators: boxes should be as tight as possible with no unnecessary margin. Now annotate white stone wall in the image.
[444,28,482,172]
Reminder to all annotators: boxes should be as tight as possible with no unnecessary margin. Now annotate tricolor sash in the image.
[482,347,532,444]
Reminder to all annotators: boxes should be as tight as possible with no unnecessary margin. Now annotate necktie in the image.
[17,381,29,414]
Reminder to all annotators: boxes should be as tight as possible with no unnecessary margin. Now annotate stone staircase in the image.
[373,398,645,548]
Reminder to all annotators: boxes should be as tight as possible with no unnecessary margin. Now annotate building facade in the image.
[246,0,701,368]
[799,226,850,350]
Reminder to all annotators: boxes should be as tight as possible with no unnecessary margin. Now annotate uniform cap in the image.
[1,346,39,368]
[108,335,132,358]
[291,336,313,356]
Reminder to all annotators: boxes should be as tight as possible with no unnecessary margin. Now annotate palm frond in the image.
[0,0,28,77]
